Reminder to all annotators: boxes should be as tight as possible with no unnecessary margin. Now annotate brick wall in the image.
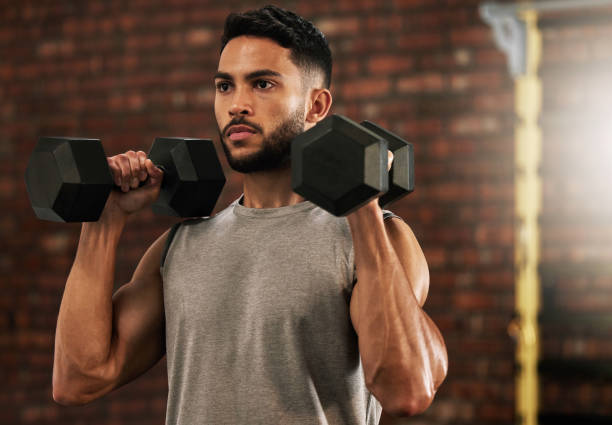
[538,8,612,423]
[1,1,609,424]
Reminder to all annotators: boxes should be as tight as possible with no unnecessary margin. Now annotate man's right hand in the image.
[105,150,164,218]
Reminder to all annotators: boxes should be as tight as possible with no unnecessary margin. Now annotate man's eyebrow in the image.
[213,69,283,81]
[245,69,283,80]
[214,71,233,81]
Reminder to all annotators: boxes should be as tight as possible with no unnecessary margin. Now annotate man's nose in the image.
[229,87,253,116]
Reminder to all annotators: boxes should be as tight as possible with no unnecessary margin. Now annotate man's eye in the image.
[216,82,231,92]
[255,80,273,89]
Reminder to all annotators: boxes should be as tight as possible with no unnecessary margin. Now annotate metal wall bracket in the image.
[480,0,612,77]
[480,4,527,77]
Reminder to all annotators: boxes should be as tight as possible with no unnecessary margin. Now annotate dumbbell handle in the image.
[112,137,226,218]
[26,136,225,222]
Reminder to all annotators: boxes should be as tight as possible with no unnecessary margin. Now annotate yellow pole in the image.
[513,9,541,425]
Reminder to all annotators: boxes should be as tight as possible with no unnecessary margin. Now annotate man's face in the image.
[214,36,307,173]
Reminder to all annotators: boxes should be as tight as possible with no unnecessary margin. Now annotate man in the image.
[51,5,447,425]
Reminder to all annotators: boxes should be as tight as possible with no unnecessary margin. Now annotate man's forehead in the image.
[217,36,298,77]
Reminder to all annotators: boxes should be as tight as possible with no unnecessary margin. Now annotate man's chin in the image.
[226,153,291,174]
[223,134,258,149]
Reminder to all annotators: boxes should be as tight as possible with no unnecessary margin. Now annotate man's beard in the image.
[219,108,304,173]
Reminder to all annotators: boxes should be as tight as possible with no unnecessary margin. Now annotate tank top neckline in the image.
[232,194,318,218]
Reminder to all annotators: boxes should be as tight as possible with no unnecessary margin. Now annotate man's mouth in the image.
[227,125,257,141]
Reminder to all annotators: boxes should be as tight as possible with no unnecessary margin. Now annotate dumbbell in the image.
[291,114,414,216]
[25,136,226,222]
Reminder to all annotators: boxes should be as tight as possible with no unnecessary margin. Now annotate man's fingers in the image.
[387,151,394,172]
[108,151,155,192]
[144,159,164,186]
[125,151,141,189]
[116,155,132,192]
[107,157,121,187]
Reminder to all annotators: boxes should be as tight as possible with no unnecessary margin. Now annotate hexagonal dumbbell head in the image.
[291,115,388,216]
[148,138,226,217]
[25,137,114,222]
[360,121,415,207]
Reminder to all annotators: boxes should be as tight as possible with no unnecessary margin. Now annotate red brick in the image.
[0,27,15,44]
[428,139,451,158]
[15,332,52,349]
[475,47,507,66]
[473,92,513,111]
[127,34,165,50]
[41,232,71,254]
[453,48,473,66]
[315,17,360,36]
[475,224,514,246]
[417,161,446,181]
[82,117,117,132]
[426,398,475,422]
[98,17,115,34]
[401,118,442,137]
[22,405,60,423]
[450,115,501,135]
[367,55,413,74]
[337,0,380,12]
[186,28,213,46]
[110,399,148,416]
[392,0,430,9]
[429,182,477,202]
[397,73,446,93]
[558,292,612,313]
[148,11,186,28]
[120,15,138,31]
[450,380,512,400]
[0,176,16,199]
[477,271,514,288]
[125,73,167,88]
[341,78,390,99]
[365,15,403,33]
[450,71,503,91]
[450,26,492,46]
[419,50,466,69]
[478,182,513,202]
[480,404,514,421]
[398,33,444,49]
[0,102,15,121]
[0,64,14,81]
[455,337,512,355]
[424,247,447,268]
[374,100,416,118]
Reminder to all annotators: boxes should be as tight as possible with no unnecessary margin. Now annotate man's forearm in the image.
[347,202,447,415]
[54,218,126,381]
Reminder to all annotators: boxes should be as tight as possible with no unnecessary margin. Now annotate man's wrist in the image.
[346,199,383,226]
[82,209,128,241]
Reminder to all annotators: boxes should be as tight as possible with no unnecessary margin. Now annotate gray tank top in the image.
[161,197,389,424]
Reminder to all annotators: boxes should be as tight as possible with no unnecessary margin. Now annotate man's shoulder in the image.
[160,201,237,268]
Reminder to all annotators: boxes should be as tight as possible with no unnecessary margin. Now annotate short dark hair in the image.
[220,5,332,89]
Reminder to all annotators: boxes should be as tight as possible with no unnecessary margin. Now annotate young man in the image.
[51,6,447,425]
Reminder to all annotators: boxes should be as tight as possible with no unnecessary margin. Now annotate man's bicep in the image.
[108,230,169,389]
[385,217,430,307]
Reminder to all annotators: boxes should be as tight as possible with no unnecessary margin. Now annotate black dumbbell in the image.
[291,114,414,216]
[360,120,415,208]
[25,136,226,222]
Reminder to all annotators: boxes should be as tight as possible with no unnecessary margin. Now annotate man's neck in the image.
[241,167,305,209]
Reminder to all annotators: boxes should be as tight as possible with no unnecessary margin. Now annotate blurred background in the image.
[1,0,611,424]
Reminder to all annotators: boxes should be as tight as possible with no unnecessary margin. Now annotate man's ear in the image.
[305,88,332,125]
